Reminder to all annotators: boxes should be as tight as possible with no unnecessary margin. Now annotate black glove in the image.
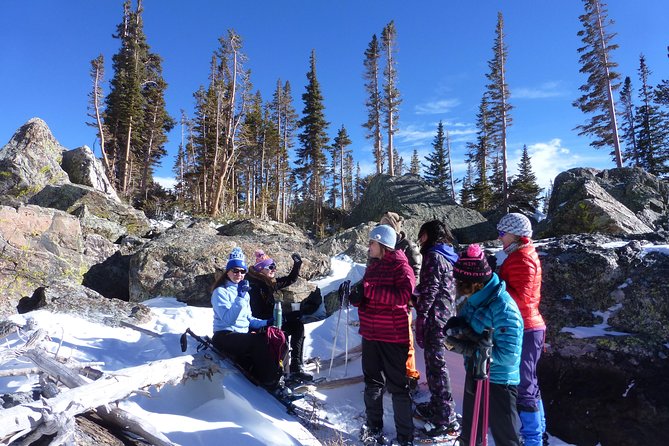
[444,316,479,342]
[473,328,494,380]
[444,336,477,356]
[348,282,364,306]
[237,280,250,296]
[338,280,351,305]
[291,253,302,265]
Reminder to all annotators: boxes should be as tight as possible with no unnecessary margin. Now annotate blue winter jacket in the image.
[458,273,523,385]
[212,280,268,333]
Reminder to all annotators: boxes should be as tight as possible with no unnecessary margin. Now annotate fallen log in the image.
[0,354,213,445]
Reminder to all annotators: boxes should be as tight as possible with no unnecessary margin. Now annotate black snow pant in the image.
[459,369,521,446]
[362,338,414,443]
[212,330,281,388]
[282,316,305,372]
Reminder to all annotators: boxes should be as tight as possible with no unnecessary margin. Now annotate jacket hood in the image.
[430,243,459,265]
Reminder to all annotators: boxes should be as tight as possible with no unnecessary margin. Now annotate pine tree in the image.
[574,0,623,167]
[332,125,352,209]
[362,35,384,175]
[485,12,513,211]
[86,54,111,181]
[270,80,298,222]
[656,46,669,106]
[460,157,475,207]
[393,147,403,175]
[634,54,669,176]
[423,121,450,193]
[381,21,401,176]
[343,152,355,210]
[138,54,175,201]
[409,149,420,175]
[468,95,494,212]
[103,0,172,200]
[508,145,542,212]
[354,162,363,205]
[619,76,639,165]
[296,50,330,227]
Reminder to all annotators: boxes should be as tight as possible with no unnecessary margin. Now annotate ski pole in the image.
[328,303,343,378]
[470,378,483,446]
[344,294,349,376]
[482,376,490,446]
[180,328,261,386]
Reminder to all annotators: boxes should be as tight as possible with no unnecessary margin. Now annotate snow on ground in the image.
[1,255,574,445]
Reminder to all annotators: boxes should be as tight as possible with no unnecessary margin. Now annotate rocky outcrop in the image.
[16,280,151,326]
[128,219,330,306]
[62,145,119,202]
[0,118,69,202]
[29,183,150,240]
[0,205,91,316]
[535,234,669,446]
[346,174,496,243]
[316,222,377,264]
[538,167,668,237]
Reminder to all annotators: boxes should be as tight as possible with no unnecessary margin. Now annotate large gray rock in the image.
[538,167,668,237]
[536,234,669,445]
[29,183,150,240]
[316,222,377,264]
[16,280,151,327]
[346,174,495,243]
[62,145,119,203]
[128,219,330,306]
[0,205,89,316]
[0,118,69,201]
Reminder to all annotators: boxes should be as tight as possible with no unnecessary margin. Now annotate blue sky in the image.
[1,0,668,191]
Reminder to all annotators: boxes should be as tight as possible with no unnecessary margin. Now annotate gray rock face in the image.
[128,219,331,306]
[29,183,150,240]
[316,222,377,264]
[0,118,69,201]
[539,167,668,237]
[16,280,151,327]
[0,205,89,316]
[536,234,669,445]
[346,174,496,243]
[62,145,119,202]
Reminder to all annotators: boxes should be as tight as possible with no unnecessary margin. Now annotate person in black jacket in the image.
[246,249,313,381]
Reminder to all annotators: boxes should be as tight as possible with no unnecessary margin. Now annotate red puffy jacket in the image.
[498,241,545,330]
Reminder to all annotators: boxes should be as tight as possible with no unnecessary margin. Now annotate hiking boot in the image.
[360,423,389,445]
[391,438,414,446]
[423,419,460,437]
[414,402,434,420]
[289,369,313,382]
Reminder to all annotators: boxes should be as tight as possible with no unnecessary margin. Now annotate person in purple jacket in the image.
[349,225,417,446]
[413,219,460,437]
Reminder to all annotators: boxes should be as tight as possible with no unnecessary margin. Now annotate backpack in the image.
[265,326,287,367]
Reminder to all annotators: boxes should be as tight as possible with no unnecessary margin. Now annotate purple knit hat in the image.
[253,249,275,272]
[453,244,492,283]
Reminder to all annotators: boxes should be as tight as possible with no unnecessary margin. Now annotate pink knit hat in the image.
[453,244,492,283]
[253,249,276,272]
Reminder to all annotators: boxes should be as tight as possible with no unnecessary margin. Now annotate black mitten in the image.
[472,328,494,380]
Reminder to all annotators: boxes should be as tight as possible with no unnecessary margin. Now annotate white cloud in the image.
[505,139,599,190]
[154,176,177,190]
[414,98,461,115]
[512,81,567,99]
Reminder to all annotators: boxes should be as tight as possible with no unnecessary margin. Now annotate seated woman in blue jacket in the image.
[210,247,281,390]
[445,244,524,446]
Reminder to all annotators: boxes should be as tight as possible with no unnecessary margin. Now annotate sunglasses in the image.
[498,230,506,238]
[230,268,246,274]
[264,263,277,271]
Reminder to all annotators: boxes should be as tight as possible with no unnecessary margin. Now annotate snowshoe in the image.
[423,420,460,437]
[414,402,434,421]
[360,423,389,445]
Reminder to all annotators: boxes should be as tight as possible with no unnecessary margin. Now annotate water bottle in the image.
[273,300,282,328]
